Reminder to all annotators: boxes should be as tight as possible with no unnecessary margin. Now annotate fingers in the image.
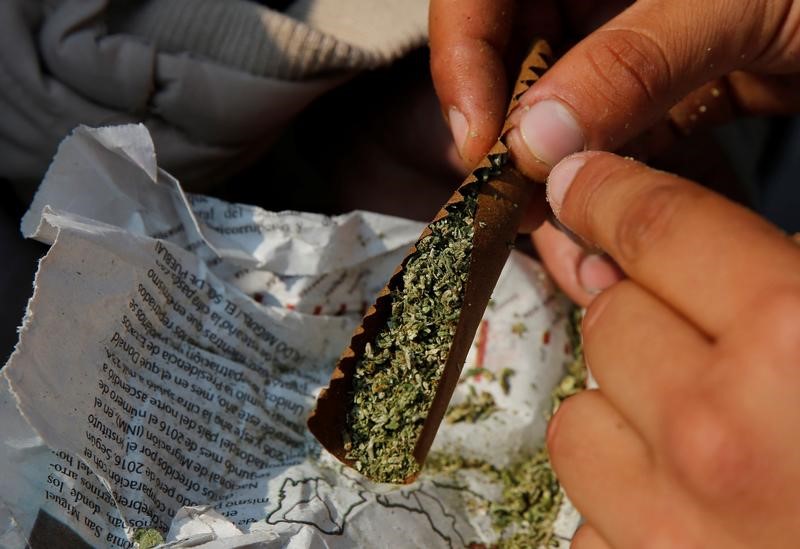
[547,151,800,337]
[549,390,715,548]
[530,221,622,306]
[547,390,655,548]
[429,0,515,167]
[582,279,712,442]
[507,0,797,174]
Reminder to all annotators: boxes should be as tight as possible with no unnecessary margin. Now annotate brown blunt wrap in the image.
[307,40,553,482]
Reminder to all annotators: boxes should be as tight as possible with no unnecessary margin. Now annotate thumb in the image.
[506,0,793,179]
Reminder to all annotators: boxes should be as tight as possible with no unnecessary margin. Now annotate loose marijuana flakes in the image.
[133,528,164,549]
[424,446,564,549]
[425,308,587,548]
[447,365,515,422]
[499,367,516,395]
[511,322,528,337]
[490,446,563,549]
[550,308,586,417]
[445,385,498,424]
[460,366,515,396]
[344,187,481,483]
[462,367,495,382]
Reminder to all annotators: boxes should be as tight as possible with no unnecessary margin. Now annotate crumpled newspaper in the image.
[0,125,579,548]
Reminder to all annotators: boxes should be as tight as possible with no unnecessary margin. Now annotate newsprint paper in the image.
[1,125,579,548]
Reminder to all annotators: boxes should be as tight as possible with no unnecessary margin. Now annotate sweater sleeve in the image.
[0,0,428,192]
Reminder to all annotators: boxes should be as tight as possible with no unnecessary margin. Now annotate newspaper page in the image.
[1,125,579,548]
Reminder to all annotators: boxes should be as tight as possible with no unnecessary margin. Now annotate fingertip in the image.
[436,84,507,169]
[577,254,624,295]
[506,126,550,182]
[429,25,509,167]
[505,99,590,185]
[519,99,586,166]
[531,221,597,307]
[447,106,469,159]
[546,153,591,215]
[546,151,611,223]
[459,117,502,168]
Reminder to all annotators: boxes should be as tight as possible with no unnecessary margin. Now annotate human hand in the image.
[430,0,633,168]
[430,0,800,306]
[544,150,800,548]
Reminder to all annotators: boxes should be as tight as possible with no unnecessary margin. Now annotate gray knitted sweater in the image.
[1,0,428,190]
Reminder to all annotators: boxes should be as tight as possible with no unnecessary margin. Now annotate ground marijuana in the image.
[426,308,586,548]
[459,366,515,396]
[445,385,498,424]
[500,367,516,395]
[344,187,480,483]
[133,528,164,549]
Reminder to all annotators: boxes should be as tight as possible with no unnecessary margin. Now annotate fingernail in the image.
[546,154,588,215]
[520,100,585,166]
[448,107,468,158]
[578,254,623,294]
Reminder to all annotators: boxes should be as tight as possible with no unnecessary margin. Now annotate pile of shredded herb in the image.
[445,385,498,424]
[425,308,586,548]
[133,528,164,549]
[460,367,515,395]
[344,188,480,483]
[551,308,586,417]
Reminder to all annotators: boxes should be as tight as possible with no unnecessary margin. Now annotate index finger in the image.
[547,151,800,337]
[429,0,514,167]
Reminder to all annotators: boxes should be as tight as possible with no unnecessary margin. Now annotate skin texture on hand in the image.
[544,151,800,548]
[429,0,800,306]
